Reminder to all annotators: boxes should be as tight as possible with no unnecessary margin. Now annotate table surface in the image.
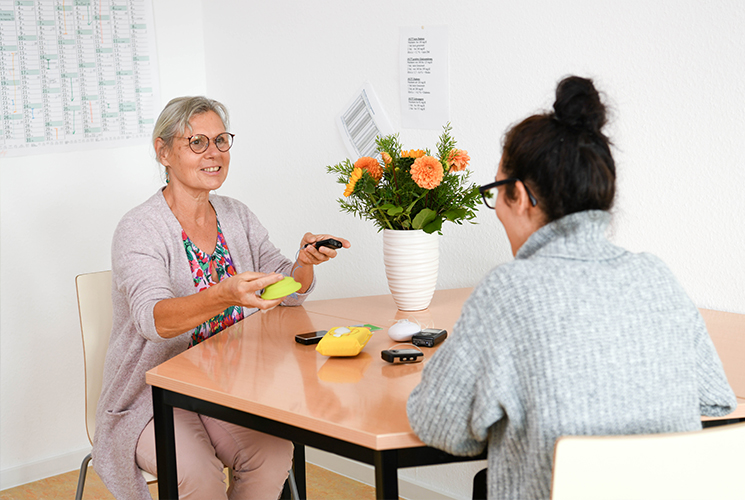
[698,308,745,420]
[146,288,473,451]
[146,288,744,453]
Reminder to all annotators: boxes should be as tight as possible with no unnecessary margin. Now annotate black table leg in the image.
[373,450,398,500]
[293,442,306,500]
[153,387,179,499]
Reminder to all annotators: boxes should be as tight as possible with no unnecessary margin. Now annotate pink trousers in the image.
[136,408,293,500]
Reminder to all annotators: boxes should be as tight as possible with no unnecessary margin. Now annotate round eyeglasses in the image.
[479,178,537,208]
[185,132,235,154]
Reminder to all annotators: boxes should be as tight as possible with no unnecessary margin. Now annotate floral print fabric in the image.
[183,218,244,347]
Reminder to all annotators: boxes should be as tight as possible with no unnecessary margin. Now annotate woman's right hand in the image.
[154,271,286,338]
[219,270,286,310]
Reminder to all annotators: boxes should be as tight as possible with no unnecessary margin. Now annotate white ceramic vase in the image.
[383,229,439,311]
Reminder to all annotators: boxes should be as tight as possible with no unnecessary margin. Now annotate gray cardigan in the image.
[407,210,736,500]
[92,189,314,499]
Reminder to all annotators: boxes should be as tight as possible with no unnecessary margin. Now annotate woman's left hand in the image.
[297,233,351,266]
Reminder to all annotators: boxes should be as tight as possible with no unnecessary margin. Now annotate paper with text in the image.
[399,25,449,130]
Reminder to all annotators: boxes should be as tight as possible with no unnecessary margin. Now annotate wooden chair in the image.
[74,270,299,499]
[551,421,745,500]
[74,271,158,499]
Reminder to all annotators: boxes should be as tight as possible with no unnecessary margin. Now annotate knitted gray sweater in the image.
[407,210,735,500]
[93,189,313,500]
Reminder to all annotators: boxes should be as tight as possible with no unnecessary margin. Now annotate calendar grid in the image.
[0,0,159,157]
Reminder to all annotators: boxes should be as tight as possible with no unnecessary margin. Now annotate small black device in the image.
[294,330,327,345]
[381,348,423,363]
[411,328,448,347]
[314,238,343,250]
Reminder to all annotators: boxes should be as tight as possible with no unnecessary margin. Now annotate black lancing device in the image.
[411,328,448,347]
[314,238,343,250]
[381,348,424,363]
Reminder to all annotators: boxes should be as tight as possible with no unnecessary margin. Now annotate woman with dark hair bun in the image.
[408,76,735,499]
[500,75,616,227]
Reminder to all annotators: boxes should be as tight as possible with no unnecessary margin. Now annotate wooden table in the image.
[699,309,745,421]
[147,288,479,500]
[146,288,744,499]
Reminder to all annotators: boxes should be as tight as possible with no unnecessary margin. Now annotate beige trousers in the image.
[136,408,293,500]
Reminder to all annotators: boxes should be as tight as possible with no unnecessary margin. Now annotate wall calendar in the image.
[0,0,159,157]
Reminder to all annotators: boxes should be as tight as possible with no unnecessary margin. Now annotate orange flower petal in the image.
[402,149,426,159]
[354,156,383,181]
[344,167,363,196]
[447,149,470,172]
[410,156,444,189]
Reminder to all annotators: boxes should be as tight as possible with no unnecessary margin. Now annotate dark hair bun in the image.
[553,76,606,133]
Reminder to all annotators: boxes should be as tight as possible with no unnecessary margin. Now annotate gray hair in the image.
[152,96,230,163]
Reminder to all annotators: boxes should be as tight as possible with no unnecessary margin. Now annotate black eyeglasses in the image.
[184,132,235,153]
[479,178,538,208]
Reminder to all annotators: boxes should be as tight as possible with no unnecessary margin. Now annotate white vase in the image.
[383,229,439,311]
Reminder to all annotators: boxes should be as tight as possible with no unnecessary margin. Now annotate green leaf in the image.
[412,208,437,229]
[423,218,443,234]
[443,208,467,221]
[379,203,395,210]
[387,206,404,216]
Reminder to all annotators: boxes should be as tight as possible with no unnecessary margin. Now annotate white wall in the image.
[2,0,744,497]
[200,2,744,496]
[0,0,207,489]
[202,0,745,314]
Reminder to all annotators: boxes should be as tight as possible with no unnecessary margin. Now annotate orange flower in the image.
[447,149,470,172]
[344,168,363,197]
[410,155,443,189]
[402,149,426,159]
[354,156,383,182]
[381,152,392,166]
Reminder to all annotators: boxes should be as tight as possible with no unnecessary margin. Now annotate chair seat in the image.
[141,469,158,483]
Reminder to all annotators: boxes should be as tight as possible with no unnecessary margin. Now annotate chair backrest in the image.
[76,270,113,445]
[551,422,745,500]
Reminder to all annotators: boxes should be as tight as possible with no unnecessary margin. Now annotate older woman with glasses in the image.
[93,96,350,500]
[407,76,735,500]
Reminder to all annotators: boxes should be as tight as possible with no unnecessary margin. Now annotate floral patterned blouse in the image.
[183,218,244,347]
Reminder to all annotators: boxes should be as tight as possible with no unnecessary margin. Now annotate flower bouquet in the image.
[327,124,480,234]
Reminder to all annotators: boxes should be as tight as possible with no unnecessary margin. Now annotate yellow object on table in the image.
[316,326,373,357]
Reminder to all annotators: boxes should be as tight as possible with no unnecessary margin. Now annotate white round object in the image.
[387,319,421,341]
